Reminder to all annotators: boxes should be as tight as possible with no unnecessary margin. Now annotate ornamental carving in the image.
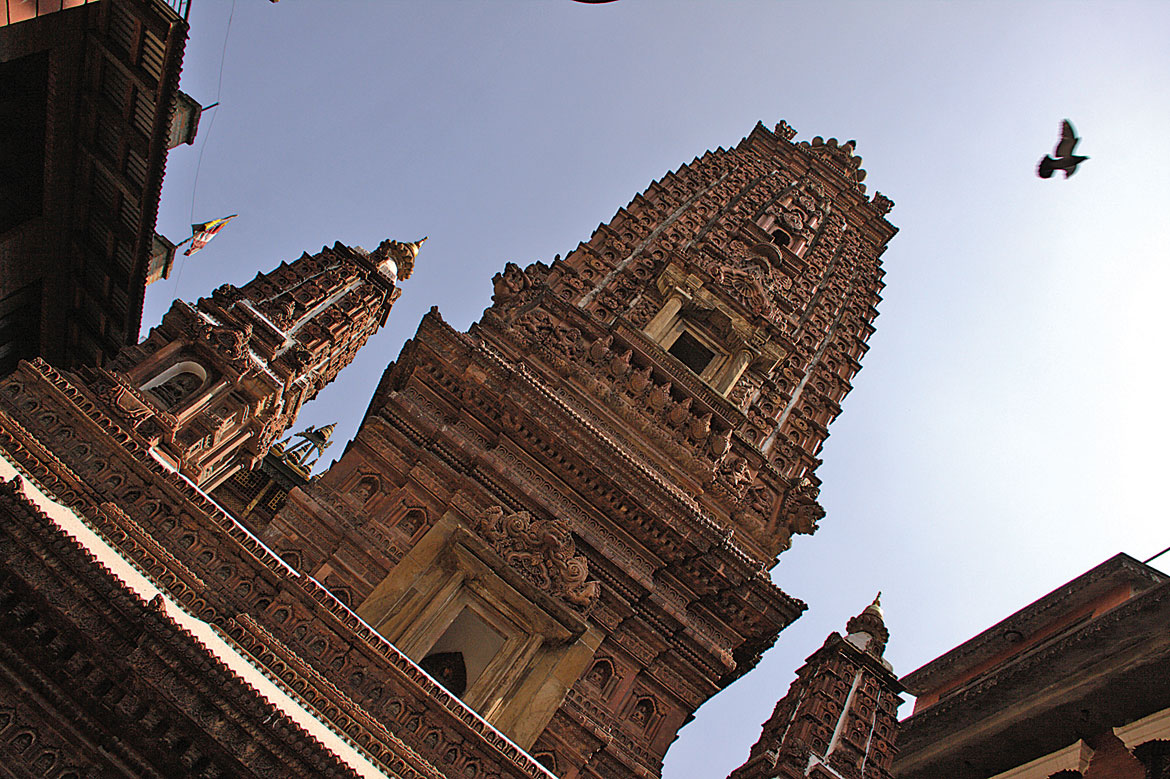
[800,137,869,194]
[473,506,600,612]
[492,261,533,304]
[710,243,789,321]
[516,310,584,362]
[871,192,895,215]
[779,477,824,537]
[203,323,253,368]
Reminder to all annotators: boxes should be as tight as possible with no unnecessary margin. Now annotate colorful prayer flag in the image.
[183,214,237,256]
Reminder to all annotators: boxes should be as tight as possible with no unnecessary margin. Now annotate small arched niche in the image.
[585,658,614,692]
[629,696,658,731]
[396,507,426,537]
[352,474,380,505]
[141,361,208,409]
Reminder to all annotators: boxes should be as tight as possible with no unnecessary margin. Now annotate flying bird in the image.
[1038,120,1088,179]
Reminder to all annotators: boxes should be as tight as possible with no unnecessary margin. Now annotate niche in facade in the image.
[141,360,208,409]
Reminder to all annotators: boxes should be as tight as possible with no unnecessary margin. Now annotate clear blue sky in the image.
[149,3,1170,776]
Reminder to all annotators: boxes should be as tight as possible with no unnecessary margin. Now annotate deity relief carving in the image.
[698,241,796,323]
[779,477,824,536]
[516,310,584,362]
[473,506,600,612]
[491,262,532,303]
[871,192,895,215]
[203,323,253,370]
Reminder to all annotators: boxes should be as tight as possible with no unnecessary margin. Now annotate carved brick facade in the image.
[0,121,897,777]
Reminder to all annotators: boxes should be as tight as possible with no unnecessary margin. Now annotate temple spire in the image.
[728,598,902,779]
[846,591,890,658]
[276,423,337,475]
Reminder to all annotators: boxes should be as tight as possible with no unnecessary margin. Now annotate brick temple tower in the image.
[92,237,423,488]
[263,121,897,778]
[728,597,903,779]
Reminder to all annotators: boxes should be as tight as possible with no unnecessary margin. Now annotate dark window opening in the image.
[1135,740,1170,779]
[534,752,558,773]
[420,651,468,698]
[419,608,505,702]
[771,228,792,248]
[669,331,715,375]
[0,281,42,377]
[0,51,49,233]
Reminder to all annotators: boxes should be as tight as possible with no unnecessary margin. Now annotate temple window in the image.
[419,607,506,701]
[668,331,716,376]
[657,323,726,385]
[420,651,468,698]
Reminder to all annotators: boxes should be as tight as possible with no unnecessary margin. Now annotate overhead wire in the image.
[1143,543,1170,566]
[170,0,237,301]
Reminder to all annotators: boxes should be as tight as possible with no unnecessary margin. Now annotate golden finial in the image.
[371,236,427,281]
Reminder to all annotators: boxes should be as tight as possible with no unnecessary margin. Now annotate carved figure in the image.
[491,262,530,303]
[150,371,203,409]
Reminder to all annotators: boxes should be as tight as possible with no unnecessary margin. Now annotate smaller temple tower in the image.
[91,237,423,488]
[729,597,902,779]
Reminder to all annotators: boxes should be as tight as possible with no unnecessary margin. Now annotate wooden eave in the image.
[0,479,365,778]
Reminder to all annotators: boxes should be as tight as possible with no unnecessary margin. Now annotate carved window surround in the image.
[643,282,758,398]
[356,513,603,751]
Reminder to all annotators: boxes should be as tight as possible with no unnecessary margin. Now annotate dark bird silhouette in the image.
[1038,120,1088,178]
